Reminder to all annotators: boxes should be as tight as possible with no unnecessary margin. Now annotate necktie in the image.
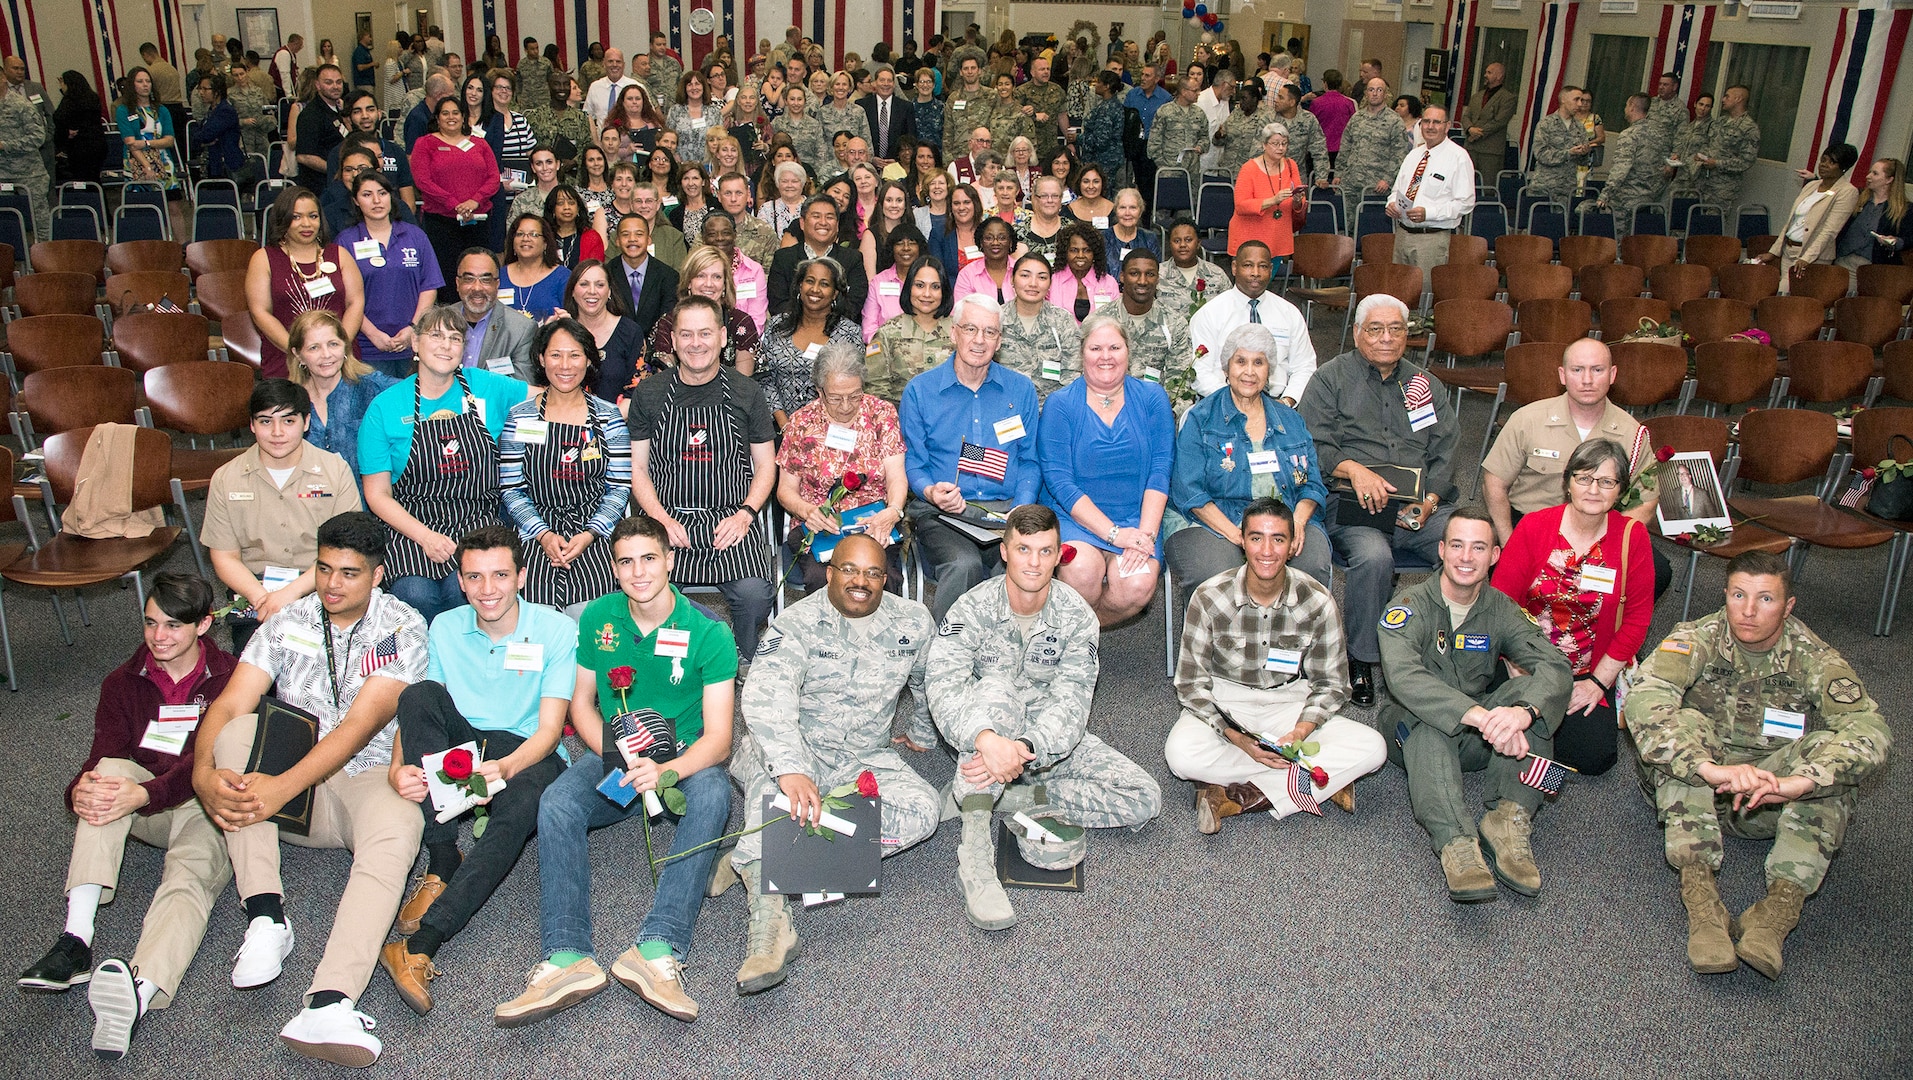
[878,98,890,158]
[629,266,644,303]
[1248,297,1261,324]
[1404,149,1431,201]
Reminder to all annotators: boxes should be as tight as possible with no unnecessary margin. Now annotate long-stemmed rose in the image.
[782,470,869,588]
[647,769,882,876]
[1618,445,1677,513]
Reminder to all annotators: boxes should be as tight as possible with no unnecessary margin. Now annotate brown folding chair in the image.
[102,272,193,317]
[1287,232,1356,339]
[1846,407,1913,633]
[1832,295,1903,351]
[1681,297,1755,346]
[0,244,12,292]
[1745,235,1779,259]
[1784,340,1879,406]
[1516,298,1592,344]
[1557,235,1616,275]
[1640,413,1793,620]
[1883,339,1913,402]
[1431,263,1499,305]
[9,272,99,318]
[0,444,22,687]
[1579,263,1646,311]
[1682,235,1743,274]
[1692,340,1781,416]
[110,312,216,373]
[1505,264,1574,306]
[1609,340,1692,414]
[1856,263,1913,307]
[104,240,185,277]
[1354,261,1424,311]
[1649,263,1713,308]
[2,425,191,651]
[4,314,106,383]
[1493,234,1553,274]
[1359,232,1395,267]
[1426,297,1514,368]
[16,365,142,445]
[1715,262,1782,305]
[142,361,252,494]
[1445,233,1489,266]
[219,309,265,371]
[1789,263,1851,308]
[1447,339,1567,496]
[192,269,250,320]
[183,239,260,280]
[1755,294,1830,353]
[1620,234,1679,273]
[1728,408,1899,629]
[1598,297,1673,341]
[27,239,107,281]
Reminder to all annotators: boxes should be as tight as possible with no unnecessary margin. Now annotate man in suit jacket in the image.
[1460,63,1516,180]
[631,184,690,271]
[859,65,917,167]
[606,214,680,341]
[767,195,869,315]
[452,249,538,381]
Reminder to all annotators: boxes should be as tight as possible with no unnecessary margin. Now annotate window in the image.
[1585,34,1651,135]
[1722,43,1810,162]
[1478,27,1528,95]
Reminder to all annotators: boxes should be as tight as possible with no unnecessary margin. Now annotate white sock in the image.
[65,884,103,945]
[135,977,159,1011]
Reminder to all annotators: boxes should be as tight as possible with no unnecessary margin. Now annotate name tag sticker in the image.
[497,288,516,306]
[655,627,692,658]
[1408,403,1438,432]
[1531,447,1561,459]
[824,423,859,451]
[878,280,902,297]
[282,627,324,658]
[503,641,544,671]
[735,281,758,299]
[262,565,300,593]
[352,238,381,260]
[139,711,200,755]
[1761,707,1806,740]
[993,414,1027,444]
[1265,647,1303,674]
[1142,366,1162,383]
[1040,360,1062,380]
[304,276,336,300]
[953,100,967,110]
[802,342,822,360]
[1247,450,1281,475]
[964,245,982,259]
[515,418,550,445]
[1577,564,1618,594]
[1093,215,1109,229]
[1458,634,1491,652]
[485,356,515,375]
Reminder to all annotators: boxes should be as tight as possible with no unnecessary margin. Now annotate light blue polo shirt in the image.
[426,601,579,749]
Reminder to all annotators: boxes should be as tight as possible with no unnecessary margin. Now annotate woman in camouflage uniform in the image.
[998,253,1083,402]
[1215,80,1274,183]
[866,256,955,404]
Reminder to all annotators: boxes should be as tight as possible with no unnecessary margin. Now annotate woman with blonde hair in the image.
[646,244,762,374]
[284,309,397,485]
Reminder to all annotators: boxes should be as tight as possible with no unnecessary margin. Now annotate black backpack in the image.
[1122,106,1146,159]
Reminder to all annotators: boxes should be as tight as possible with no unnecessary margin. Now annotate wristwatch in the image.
[1106,524,1121,544]
[1517,702,1542,725]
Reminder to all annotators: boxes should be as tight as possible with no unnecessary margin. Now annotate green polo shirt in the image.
[576,587,737,746]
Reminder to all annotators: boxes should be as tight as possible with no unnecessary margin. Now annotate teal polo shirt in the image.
[426,601,579,751]
[576,587,737,746]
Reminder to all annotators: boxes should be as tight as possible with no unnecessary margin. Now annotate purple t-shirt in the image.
[336,219,445,363]
[1308,90,1357,152]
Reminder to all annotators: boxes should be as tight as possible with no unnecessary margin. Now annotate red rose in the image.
[608,665,635,691]
[1058,545,1078,565]
[441,748,474,780]
[1194,278,1206,291]
[1655,446,1676,463]
[856,769,880,798]
[1310,766,1330,788]
[1863,467,1879,480]
[842,471,866,492]
[1676,532,1695,545]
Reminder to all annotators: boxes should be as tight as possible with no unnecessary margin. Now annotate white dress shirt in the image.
[585,75,639,125]
[1196,87,1232,174]
[1389,137,1476,231]
[1188,288,1317,400]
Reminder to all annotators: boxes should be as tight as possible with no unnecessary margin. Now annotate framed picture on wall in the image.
[355,13,373,43]
[236,9,281,57]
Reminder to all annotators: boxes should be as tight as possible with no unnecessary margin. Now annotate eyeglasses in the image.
[1570,474,1621,492]
[456,273,499,285]
[830,565,888,582]
[954,323,1001,340]
[1360,324,1407,338]
[421,329,465,344]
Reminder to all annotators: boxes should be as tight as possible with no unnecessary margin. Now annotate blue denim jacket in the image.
[306,371,398,486]
[1170,387,1329,534]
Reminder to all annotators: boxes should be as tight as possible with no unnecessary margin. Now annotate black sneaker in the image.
[1349,660,1377,708]
[19,932,93,992]
[88,958,143,1060]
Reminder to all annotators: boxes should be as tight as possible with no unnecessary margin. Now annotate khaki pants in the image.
[214,716,422,1001]
[65,758,232,1008]
[1392,225,1451,296]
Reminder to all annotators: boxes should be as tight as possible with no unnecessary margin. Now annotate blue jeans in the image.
[536,754,732,962]
[386,573,466,624]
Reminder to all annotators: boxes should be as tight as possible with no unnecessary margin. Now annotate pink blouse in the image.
[1048,266,1120,319]
[952,257,1012,304]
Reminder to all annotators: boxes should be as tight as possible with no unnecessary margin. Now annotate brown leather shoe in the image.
[1224,782,1273,815]
[379,941,438,1015]
[1194,783,1244,834]
[1328,785,1356,813]
[396,875,447,935]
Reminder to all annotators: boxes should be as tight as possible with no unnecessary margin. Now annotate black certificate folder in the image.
[760,793,884,895]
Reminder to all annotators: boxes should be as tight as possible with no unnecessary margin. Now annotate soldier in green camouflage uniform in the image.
[1339,81,1414,232]
[1668,102,1713,192]
[1528,99,1590,204]
[1275,86,1331,187]
[1624,552,1890,979]
[1599,95,1667,226]
[927,506,1162,930]
[867,312,954,404]
[229,79,276,160]
[1093,249,1193,388]
[1215,96,1277,184]
[997,300,1081,402]
[941,59,993,158]
[516,48,554,110]
[944,42,988,89]
[772,94,832,177]
[987,79,1034,157]
[647,46,683,115]
[1014,57,1068,159]
[0,79,51,241]
[1695,85,1759,209]
[1147,81,1209,178]
[524,74,592,163]
[728,535,942,993]
[1641,75,1687,164]
[733,211,780,269]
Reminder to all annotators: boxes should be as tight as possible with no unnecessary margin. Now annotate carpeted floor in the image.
[2,315,1908,1078]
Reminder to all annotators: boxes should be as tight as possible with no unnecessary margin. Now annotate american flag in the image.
[1838,471,1876,509]
[359,632,399,676]
[152,295,186,314]
[617,726,657,765]
[1518,754,1570,795]
[957,440,1009,482]
[1287,766,1323,817]
[1403,373,1435,412]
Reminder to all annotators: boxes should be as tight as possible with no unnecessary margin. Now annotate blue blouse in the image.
[501,263,571,321]
[306,371,400,484]
[1100,226,1160,278]
[1037,376,1176,555]
[1169,387,1330,540]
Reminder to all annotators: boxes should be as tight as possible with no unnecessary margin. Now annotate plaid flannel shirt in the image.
[1175,565,1349,738]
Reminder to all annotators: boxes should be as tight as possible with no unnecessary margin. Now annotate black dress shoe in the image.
[1349,660,1376,708]
[19,932,93,992]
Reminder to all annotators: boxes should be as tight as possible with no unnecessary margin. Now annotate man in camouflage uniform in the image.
[1148,75,1209,178]
[944,37,987,90]
[1528,88,1593,204]
[717,173,779,267]
[0,65,52,241]
[1014,55,1068,159]
[1599,94,1666,226]
[3,56,54,185]
[1641,73,1687,164]
[928,505,1162,930]
[647,35,683,110]
[942,57,993,158]
[729,535,941,993]
[1380,508,1572,904]
[516,39,554,110]
[1339,76,1412,233]
[228,73,277,161]
[524,73,591,164]
[1274,85,1331,189]
[1093,249,1193,390]
[1624,551,1890,980]
[1695,84,1759,208]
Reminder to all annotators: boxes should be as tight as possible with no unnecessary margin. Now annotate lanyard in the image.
[320,614,362,713]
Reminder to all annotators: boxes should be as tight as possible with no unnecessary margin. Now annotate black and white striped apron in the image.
[520,395,617,607]
[653,370,774,584]
[385,371,501,581]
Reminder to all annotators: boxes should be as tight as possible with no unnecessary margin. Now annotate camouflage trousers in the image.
[731,742,941,866]
[1694,175,1743,211]
[1639,734,1855,893]
[948,679,1161,828]
[1,164,50,241]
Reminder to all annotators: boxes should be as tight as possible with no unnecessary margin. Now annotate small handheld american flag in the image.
[1837,471,1876,509]
[1518,754,1572,795]
[1286,765,1323,816]
[359,632,399,676]
[152,295,187,314]
[957,440,1009,482]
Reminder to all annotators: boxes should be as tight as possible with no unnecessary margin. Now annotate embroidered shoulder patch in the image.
[939,621,965,637]
[1658,640,1693,655]
[1826,677,1863,704]
[1380,606,1412,630]
[755,633,781,658]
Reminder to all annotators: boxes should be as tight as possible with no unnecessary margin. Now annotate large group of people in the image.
[7,19,1899,1073]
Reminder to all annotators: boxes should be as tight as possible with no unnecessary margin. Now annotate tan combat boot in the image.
[957,797,1017,930]
[733,861,799,995]
[1678,864,1739,974]
[1735,879,1807,980]
[707,853,739,898]
[1478,802,1541,897]
[1439,836,1499,903]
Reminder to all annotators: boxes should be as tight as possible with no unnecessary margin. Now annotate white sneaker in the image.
[279,999,381,1068]
[87,958,143,1060]
[231,916,295,989]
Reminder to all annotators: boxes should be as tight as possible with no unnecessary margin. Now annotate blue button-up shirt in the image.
[304,370,398,485]
[901,357,1041,505]
[460,306,493,368]
[1125,85,1172,137]
[1170,387,1329,536]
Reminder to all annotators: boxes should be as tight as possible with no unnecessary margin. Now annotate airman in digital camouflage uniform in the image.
[1093,249,1193,388]
[729,534,941,994]
[1624,551,1890,980]
[1338,77,1413,234]
[927,505,1162,931]
[1147,79,1209,178]
[0,73,53,241]
[1695,85,1759,209]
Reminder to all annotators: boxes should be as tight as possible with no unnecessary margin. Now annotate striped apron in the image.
[519,395,617,607]
[652,370,774,584]
[385,371,501,581]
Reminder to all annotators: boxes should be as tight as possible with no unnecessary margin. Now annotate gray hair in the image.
[1354,293,1411,328]
[1078,313,1129,353]
[1561,438,1633,502]
[1261,121,1290,143]
[1218,323,1288,391]
[813,341,867,389]
[951,292,1002,327]
[773,160,808,187]
[1271,52,1293,74]
[974,150,1001,169]
[1213,68,1236,88]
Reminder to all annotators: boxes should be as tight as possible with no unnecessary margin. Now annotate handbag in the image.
[1867,435,1913,521]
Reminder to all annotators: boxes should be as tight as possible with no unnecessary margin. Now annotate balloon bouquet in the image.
[1183,1,1225,36]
